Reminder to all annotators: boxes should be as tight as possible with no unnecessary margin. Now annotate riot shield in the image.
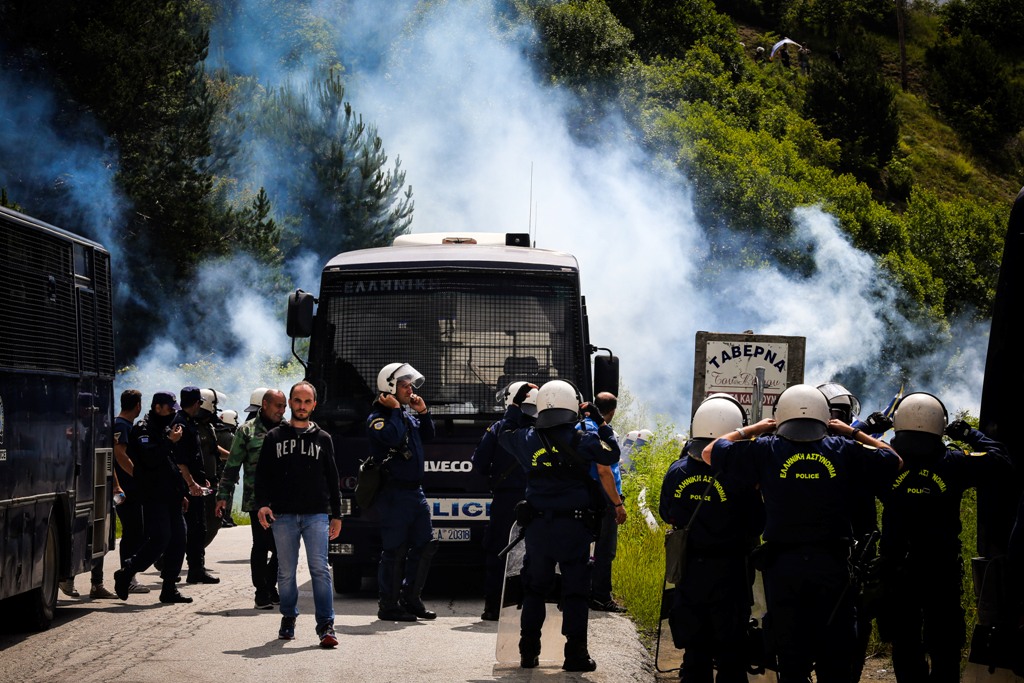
[494,522,565,665]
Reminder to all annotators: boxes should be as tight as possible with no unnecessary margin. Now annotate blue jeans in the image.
[271,513,334,629]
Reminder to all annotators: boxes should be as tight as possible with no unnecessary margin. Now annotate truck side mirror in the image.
[287,289,315,338]
[594,353,619,397]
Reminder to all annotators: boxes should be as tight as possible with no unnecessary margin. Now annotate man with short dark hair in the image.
[113,389,149,595]
[585,391,625,612]
[256,381,342,648]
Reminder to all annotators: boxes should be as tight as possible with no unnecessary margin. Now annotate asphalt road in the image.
[0,526,653,683]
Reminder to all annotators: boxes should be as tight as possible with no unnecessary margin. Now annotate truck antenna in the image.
[528,162,534,242]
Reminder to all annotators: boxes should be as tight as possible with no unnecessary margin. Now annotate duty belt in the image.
[385,480,421,490]
[536,508,588,520]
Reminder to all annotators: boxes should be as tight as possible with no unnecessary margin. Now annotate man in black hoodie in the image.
[113,391,193,604]
[256,381,342,648]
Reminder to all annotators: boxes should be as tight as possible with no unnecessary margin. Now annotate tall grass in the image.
[612,425,684,638]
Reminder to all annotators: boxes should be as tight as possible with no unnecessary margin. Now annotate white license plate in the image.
[433,527,471,542]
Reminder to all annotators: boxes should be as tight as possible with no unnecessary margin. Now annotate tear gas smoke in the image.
[3,1,991,431]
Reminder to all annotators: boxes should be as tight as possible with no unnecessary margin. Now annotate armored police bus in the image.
[0,206,115,629]
[287,232,618,592]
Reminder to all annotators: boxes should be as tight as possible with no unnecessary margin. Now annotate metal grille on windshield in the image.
[318,270,582,416]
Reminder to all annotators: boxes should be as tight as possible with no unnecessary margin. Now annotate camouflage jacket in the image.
[217,412,281,512]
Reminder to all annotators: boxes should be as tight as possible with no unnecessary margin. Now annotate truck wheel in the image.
[333,563,362,594]
[18,515,60,631]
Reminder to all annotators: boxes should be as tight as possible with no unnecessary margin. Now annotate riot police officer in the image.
[366,362,438,622]
[113,391,192,604]
[659,393,764,683]
[877,392,1010,683]
[497,379,624,672]
[172,386,219,584]
[471,380,536,621]
[703,384,902,683]
[817,381,884,682]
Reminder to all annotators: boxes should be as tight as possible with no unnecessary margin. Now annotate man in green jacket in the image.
[216,388,287,608]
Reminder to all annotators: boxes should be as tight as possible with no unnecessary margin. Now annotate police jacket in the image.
[171,410,206,483]
[113,415,137,496]
[366,401,435,485]
[217,411,284,513]
[253,422,342,518]
[129,411,188,503]
[879,427,1010,559]
[471,417,528,492]
[497,405,620,514]
[659,448,764,554]
[711,434,901,546]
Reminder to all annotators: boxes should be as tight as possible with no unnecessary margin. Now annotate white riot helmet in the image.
[200,388,226,415]
[244,387,269,414]
[220,409,239,427]
[377,362,425,394]
[817,382,862,424]
[892,392,947,436]
[773,383,830,441]
[534,379,582,429]
[688,393,748,457]
[498,381,540,418]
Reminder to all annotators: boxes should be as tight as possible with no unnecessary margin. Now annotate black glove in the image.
[946,419,972,441]
[863,412,893,434]
[512,382,535,406]
[581,402,604,425]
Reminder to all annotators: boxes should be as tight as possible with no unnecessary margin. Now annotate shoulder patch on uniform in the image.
[969,450,987,457]
[139,435,150,445]
[370,418,385,430]
[114,432,122,444]
[600,440,613,451]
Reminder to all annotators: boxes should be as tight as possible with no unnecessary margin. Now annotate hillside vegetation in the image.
[1,0,1022,364]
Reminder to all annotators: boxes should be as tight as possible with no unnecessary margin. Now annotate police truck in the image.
[287,232,618,592]
[0,206,115,629]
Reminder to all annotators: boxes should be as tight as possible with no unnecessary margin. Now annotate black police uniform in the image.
[366,399,437,617]
[497,404,620,667]
[877,426,1010,683]
[659,443,765,683]
[471,414,529,618]
[711,433,901,683]
[171,408,212,581]
[114,415,145,563]
[116,409,189,600]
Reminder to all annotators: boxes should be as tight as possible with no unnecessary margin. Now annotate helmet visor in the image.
[390,363,425,390]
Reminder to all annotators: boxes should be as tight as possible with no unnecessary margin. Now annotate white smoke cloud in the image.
[0,0,978,428]
[205,0,990,426]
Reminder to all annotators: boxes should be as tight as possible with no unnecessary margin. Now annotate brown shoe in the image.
[90,584,118,599]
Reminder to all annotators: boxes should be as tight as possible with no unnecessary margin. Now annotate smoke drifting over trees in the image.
[0,0,1016,423]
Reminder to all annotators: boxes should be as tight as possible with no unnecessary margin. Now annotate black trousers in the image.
[183,493,207,572]
[248,511,278,594]
[762,549,855,683]
[124,499,186,585]
[116,494,145,565]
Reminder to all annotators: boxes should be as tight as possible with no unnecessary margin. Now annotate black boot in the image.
[400,540,438,620]
[378,545,416,621]
[159,582,193,604]
[563,638,597,672]
[519,636,541,669]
